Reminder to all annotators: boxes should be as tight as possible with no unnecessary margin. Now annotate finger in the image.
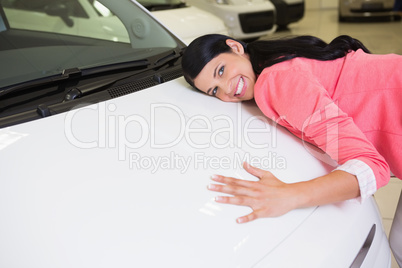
[214,195,252,206]
[207,182,254,197]
[211,174,254,188]
[236,212,258,224]
[243,162,273,180]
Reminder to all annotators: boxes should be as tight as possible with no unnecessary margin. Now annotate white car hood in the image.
[0,78,337,267]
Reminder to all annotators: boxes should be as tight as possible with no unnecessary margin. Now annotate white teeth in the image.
[236,78,244,95]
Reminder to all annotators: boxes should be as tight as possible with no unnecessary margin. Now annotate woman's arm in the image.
[208,162,360,223]
[254,67,390,196]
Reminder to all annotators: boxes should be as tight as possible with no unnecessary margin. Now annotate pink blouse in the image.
[254,49,402,198]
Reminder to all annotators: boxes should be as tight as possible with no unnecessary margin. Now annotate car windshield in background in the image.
[0,0,181,90]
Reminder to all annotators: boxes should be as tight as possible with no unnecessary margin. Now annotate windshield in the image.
[0,0,182,89]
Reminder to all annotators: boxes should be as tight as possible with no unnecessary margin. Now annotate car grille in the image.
[351,2,393,12]
[238,11,275,33]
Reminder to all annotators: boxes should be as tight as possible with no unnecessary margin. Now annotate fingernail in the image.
[215,196,223,202]
[207,184,215,190]
[211,174,219,179]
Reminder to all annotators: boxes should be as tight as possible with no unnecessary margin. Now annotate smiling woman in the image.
[181,33,402,264]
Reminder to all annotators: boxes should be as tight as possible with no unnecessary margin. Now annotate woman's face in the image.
[193,39,256,102]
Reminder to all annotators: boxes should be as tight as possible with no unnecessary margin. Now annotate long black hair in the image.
[181,34,370,88]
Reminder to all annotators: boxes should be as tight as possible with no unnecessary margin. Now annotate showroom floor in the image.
[263,8,402,267]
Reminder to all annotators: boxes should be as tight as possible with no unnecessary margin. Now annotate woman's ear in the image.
[226,39,245,55]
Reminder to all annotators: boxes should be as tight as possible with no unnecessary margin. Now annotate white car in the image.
[1,0,228,45]
[137,0,229,44]
[186,0,277,40]
[0,0,392,267]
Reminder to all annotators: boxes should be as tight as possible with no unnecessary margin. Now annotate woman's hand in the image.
[208,162,302,223]
[207,162,361,224]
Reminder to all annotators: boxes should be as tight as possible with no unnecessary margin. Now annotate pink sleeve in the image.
[254,68,390,190]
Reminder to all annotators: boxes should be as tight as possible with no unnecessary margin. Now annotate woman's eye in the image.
[212,87,218,96]
[218,66,224,76]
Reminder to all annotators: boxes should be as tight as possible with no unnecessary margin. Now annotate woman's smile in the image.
[235,77,246,97]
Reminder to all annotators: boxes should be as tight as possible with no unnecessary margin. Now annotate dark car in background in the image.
[339,0,401,21]
[270,0,305,29]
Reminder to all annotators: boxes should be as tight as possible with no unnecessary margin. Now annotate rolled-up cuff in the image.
[334,159,377,203]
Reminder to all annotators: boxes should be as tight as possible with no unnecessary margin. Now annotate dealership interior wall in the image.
[268,2,401,267]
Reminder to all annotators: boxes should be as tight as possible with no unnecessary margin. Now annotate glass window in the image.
[0,0,181,89]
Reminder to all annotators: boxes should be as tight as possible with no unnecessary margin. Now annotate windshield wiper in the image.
[1,48,183,113]
[152,47,182,67]
[0,68,82,99]
[0,49,184,127]
[141,2,186,11]
[0,59,151,99]
[62,48,183,102]
[62,74,129,102]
